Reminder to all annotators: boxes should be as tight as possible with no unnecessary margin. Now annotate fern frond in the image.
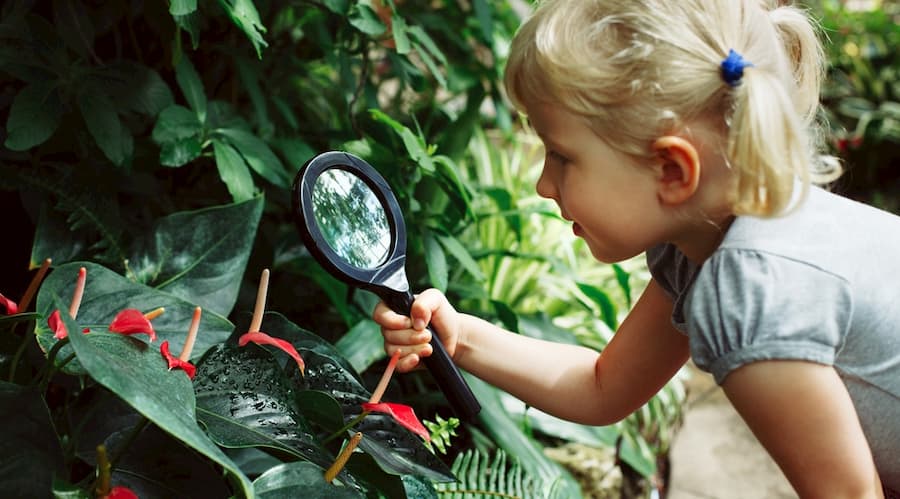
[424,414,460,455]
[435,449,544,499]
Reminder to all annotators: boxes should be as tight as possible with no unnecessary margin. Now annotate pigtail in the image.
[769,4,843,187]
[727,2,841,217]
[728,68,808,216]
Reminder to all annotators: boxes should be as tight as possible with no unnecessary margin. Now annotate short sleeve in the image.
[646,243,698,332]
[685,249,853,384]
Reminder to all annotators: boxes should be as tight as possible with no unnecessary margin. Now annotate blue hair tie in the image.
[721,49,753,87]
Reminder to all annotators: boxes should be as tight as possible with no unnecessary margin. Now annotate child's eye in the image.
[547,150,569,165]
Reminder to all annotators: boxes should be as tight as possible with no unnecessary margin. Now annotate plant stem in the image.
[8,325,35,382]
[324,432,363,483]
[324,411,370,444]
[249,269,269,332]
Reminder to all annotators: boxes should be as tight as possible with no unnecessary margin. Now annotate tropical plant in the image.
[0,0,690,497]
[816,0,900,212]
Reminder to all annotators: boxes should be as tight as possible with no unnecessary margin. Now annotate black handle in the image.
[386,291,481,421]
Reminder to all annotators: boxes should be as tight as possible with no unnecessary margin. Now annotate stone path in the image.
[666,364,797,499]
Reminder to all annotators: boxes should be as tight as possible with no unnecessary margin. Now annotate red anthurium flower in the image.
[49,310,68,339]
[105,485,138,499]
[362,402,430,441]
[0,293,18,315]
[238,331,305,375]
[160,341,196,379]
[108,309,157,342]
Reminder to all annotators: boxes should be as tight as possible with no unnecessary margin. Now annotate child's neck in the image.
[672,214,735,265]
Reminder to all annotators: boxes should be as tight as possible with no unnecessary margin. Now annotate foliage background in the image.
[0,0,896,497]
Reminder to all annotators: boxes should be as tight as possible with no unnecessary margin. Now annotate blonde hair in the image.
[504,0,841,216]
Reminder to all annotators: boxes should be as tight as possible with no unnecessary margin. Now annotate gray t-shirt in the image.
[647,185,900,490]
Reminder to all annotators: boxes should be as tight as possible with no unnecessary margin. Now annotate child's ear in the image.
[652,136,701,206]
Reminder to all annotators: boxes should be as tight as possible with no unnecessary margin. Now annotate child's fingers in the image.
[372,300,412,329]
[382,328,432,347]
[408,289,445,331]
[385,342,433,372]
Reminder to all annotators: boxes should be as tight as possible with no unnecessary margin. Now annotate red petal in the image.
[109,309,157,342]
[238,331,305,374]
[160,341,196,379]
[362,402,430,441]
[106,485,139,499]
[49,310,68,339]
[0,293,18,315]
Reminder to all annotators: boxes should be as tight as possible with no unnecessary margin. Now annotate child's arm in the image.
[722,361,885,498]
[375,279,689,425]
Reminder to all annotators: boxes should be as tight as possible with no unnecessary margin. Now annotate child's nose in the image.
[535,166,557,201]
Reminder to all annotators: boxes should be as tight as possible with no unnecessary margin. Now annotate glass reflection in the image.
[312,168,391,269]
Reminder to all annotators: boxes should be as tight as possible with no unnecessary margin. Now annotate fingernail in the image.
[413,319,425,331]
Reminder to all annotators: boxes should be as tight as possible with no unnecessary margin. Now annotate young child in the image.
[373,0,900,496]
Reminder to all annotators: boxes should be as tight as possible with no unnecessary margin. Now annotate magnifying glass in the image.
[292,151,481,421]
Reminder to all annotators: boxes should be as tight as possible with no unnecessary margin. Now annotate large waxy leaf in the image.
[128,197,263,316]
[35,262,234,373]
[253,461,363,498]
[214,138,257,202]
[60,309,253,498]
[301,348,455,483]
[0,382,64,498]
[243,313,454,482]
[193,344,337,474]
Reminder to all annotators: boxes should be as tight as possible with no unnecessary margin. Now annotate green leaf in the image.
[300,348,455,482]
[217,0,268,57]
[35,262,235,371]
[97,62,175,117]
[576,282,619,332]
[128,197,263,316]
[0,382,64,497]
[321,0,350,15]
[170,0,197,16]
[391,15,411,54]
[472,0,494,43]
[253,462,363,498]
[467,376,582,498]
[60,309,254,498]
[348,4,386,36]
[4,80,63,150]
[213,138,257,202]
[423,230,448,292]
[334,319,385,374]
[152,105,203,143]
[214,128,290,188]
[175,56,207,122]
[194,344,338,473]
[77,84,133,166]
[436,234,483,281]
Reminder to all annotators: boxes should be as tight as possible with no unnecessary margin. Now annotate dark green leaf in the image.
[98,62,175,117]
[252,462,363,498]
[35,262,235,372]
[51,0,94,59]
[391,15,410,54]
[60,309,253,497]
[424,230,448,292]
[175,56,207,122]
[437,233,483,281]
[334,319,385,374]
[77,84,133,166]
[217,0,268,57]
[194,344,337,473]
[170,0,197,16]
[301,349,455,482]
[213,138,257,202]
[322,0,350,15]
[214,128,290,187]
[0,382,64,498]
[348,5,386,36]
[160,137,203,167]
[128,196,263,316]
[576,282,619,332]
[152,105,203,143]
[4,80,62,150]
[472,0,494,43]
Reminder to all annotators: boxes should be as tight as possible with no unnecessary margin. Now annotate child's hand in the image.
[372,288,461,373]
